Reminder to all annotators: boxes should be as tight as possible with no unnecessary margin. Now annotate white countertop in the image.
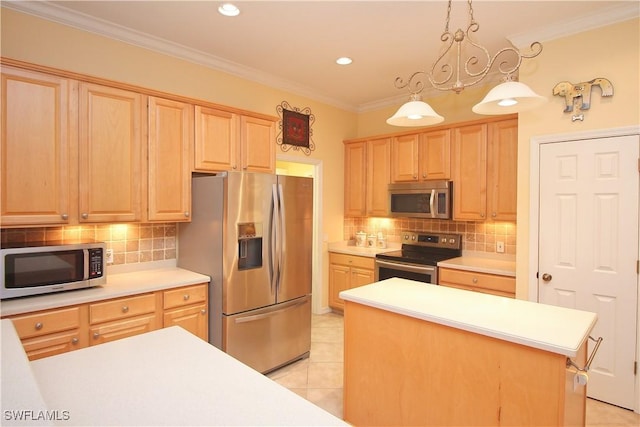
[1,264,210,317]
[1,320,346,426]
[339,278,597,357]
[437,255,516,277]
[327,240,400,257]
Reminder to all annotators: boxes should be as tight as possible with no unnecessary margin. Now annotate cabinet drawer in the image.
[22,329,86,361]
[11,306,81,340]
[330,253,375,270]
[439,268,515,294]
[89,313,158,345]
[89,293,156,324]
[163,284,208,310]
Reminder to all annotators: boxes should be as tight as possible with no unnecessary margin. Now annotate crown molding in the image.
[507,2,639,48]
[2,0,358,112]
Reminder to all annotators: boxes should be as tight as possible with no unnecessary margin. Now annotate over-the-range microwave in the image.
[0,241,106,300]
[388,180,452,219]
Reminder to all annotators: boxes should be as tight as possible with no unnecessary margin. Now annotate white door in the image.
[538,135,639,409]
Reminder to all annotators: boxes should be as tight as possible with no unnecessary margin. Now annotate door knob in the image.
[542,273,552,282]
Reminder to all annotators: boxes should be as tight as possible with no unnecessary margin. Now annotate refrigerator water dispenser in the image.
[237,222,262,270]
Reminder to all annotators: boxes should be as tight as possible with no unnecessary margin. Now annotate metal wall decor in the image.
[552,78,613,121]
[276,101,315,155]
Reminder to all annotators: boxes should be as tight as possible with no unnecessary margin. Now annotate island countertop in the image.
[339,278,597,357]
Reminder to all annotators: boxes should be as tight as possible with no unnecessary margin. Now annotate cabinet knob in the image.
[183,294,190,301]
[422,173,427,179]
[81,213,89,219]
[93,332,100,339]
[413,175,418,179]
[480,213,485,218]
[61,213,68,220]
[472,278,478,284]
[122,305,129,313]
[71,337,79,345]
[200,309,206,315]
[492,212,497,218]
[184,211,190,217]
[232,165,238,170]
[35,322,43,330]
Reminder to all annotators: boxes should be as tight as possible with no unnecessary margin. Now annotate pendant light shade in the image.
[472,81,547,115]
[386,100,444,127]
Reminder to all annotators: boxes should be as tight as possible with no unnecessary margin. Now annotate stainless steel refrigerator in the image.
[178,171,312,373]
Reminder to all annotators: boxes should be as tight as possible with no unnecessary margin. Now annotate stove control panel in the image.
[401,232,461,249]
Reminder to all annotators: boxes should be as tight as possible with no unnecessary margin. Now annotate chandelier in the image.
[387,0,547,127]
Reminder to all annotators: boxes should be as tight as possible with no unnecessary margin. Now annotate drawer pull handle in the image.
[35,322,43,330]
[201,309,206,315]
[93,332,100,339]
[122,305,129,313]
[183,294,190,301]
[71,337,79,345]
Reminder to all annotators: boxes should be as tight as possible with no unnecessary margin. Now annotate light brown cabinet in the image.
[78,82,144,223]
[1,67,77,226]
[328,253,375,311]
[10,305,88,361]
[148,96,193,222]
[452,118,517,221]
[163,284,208,341]
[88,293,161,345]
[438,267,515,298]
[391,130,451,182]
[366,138,391,216]
[344,142,367,216]
[193,107,275,174]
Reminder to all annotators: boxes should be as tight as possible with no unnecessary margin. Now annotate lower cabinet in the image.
[329,253,375,311]
[438,268,515,298]
[5,283,208,360]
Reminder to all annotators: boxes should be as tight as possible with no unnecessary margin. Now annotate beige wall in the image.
[1,8,357,309]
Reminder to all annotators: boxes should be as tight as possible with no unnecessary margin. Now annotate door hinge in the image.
[637,260,639,275]
[635,361,637,375]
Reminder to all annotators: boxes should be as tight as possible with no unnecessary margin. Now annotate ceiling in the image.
[4,1,637,112]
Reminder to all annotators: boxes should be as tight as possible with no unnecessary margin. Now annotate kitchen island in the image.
[340,278,597,426]
[1,319,346,426]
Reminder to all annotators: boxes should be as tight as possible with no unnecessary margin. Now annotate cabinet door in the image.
[1,67,76,226]
[452,124,487,220]
[419,129,451,180]
[148,97,193,222]
[391,134,419,182]
[329,263,351,310]
[487,119,518,221]
[194,106,238,172]
[366,138,391,216]
[78,83,143,223]
[240,116,275,173]
[163,304,208,341]
[344,142,367,216]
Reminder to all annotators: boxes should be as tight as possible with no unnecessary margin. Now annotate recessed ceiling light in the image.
[336,57,353,65]
[218,3,240,17]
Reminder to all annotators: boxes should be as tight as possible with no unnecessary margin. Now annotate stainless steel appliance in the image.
[0,241,106,300]
[178,172,313,373]
[375,232,461,284]
[388,180,452,219]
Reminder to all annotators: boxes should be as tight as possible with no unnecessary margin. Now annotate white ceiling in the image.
[4,1,637,112]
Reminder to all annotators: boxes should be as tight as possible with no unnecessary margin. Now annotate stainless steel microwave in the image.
[0,241,106,300]
[388,180,452,219]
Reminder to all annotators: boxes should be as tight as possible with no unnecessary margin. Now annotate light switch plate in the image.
[496,241,505,253]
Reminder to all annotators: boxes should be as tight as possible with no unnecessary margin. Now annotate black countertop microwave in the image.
[0,241,106,300]
[388,180,452,219]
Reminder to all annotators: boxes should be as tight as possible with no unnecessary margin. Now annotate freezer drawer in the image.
[223,295,311,373]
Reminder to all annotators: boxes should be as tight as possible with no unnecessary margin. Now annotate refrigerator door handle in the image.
[233,298,308,324]
[276,183,286,293]
[270,183,280,294]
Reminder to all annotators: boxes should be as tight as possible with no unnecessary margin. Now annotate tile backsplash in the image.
[344,217,516,255]
[0,223,176,266]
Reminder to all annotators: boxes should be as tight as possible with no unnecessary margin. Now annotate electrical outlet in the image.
[105,249,114,264]
[496,241,505,253]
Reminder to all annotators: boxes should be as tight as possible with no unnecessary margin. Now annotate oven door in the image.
[375,259,437,284]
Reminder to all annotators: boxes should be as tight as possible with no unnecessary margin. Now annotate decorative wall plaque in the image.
[276,101,315,155]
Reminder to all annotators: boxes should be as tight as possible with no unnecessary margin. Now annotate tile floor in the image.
[267,312,640,426]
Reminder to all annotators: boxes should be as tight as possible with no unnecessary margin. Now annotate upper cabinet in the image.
[344,141,367,216]
[452,118,517,221]
[1,67,76,226]
[194,107,275,174]
[148,96,193,222]
[78,83,144,223]
[366,138,391,216]
[391,130,451,182]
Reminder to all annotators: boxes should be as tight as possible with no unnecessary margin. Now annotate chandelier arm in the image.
[394,71,426,95]
[427,31,456,87]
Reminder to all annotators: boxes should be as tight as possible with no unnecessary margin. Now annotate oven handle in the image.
[376,260,436,275]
